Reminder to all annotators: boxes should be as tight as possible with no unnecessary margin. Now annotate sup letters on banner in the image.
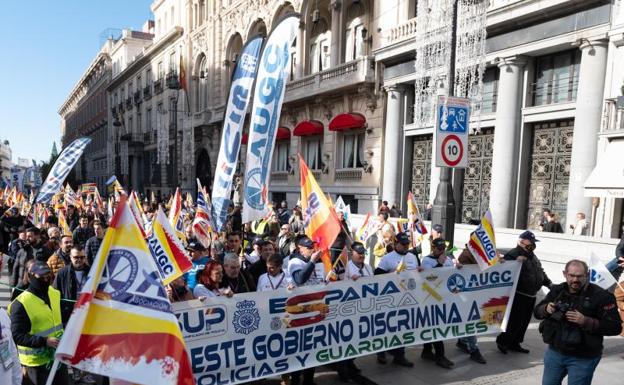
[175,262,521,385]
[36,137,91,204]
[242,15,299,224]
[212,36,263,231]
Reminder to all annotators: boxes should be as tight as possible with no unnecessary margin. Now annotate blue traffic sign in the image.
[438,104,468,133]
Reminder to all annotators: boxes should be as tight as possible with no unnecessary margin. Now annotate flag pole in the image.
[45,359,60,385]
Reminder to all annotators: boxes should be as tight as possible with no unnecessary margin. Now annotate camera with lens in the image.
[550,301,573,322]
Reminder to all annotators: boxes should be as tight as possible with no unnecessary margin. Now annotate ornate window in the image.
[410,135,433,211]
[344,1,366,62]
[273,141,290,172]
[532,50,581,106]
[302,136,323,170]
[196,54,208,111]
[309,18,330,74]
[340,131,365,168]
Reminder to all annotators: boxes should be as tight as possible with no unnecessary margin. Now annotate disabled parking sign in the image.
[436,96,470,168]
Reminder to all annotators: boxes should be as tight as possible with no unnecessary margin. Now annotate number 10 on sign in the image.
[435,96,469,168]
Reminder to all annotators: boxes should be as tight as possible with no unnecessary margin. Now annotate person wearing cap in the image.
[184,241,210,291]
[374,232,419,367]
[420,237,460,369]
[417,223,444,259]
[9,262,69,385]
[496,230,552,354]
[287,236,326,385]
[345,242,373,281]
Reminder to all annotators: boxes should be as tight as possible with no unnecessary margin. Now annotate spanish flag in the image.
[467,209,498,270]
[54,195,195,385]
[299,154,341,275]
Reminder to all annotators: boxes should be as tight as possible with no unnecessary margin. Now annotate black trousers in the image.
[497,292,536,346]
[23,364,70,385]
[423,341,445,358]
[290,367,315,385]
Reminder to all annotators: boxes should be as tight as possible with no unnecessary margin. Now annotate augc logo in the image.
[447,270,513,293]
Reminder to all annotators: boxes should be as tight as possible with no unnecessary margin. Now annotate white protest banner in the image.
[242,14,299,224]
[212,36,263,231]
[174,262,521,385]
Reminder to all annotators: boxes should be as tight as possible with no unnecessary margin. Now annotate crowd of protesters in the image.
[1,193,623,385]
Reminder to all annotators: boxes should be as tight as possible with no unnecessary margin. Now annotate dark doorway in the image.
[196,148,212,195]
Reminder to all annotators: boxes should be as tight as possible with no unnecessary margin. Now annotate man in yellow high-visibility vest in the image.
[9,262,69,385]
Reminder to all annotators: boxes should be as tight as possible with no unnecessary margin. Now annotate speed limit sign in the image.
[436,96,469,168]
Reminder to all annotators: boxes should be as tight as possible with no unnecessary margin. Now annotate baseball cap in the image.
[30,262,52,275]
[351,242,367,254]
[519,230,539,243]
[432,238,446,249]
[395,232,411,245]
[432,224,444,233]
[297,236,316,248]
[187,241,207,252]
[252,237,266,246]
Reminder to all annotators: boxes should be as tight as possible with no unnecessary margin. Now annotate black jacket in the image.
[504,246,552,296]
[543,221,564,234]
[72,226,94,247]
[53,264,90,325]
[534,282,622,358]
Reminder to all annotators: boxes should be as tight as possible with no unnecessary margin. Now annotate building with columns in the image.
[376,0,624,239]
[60,0,624,238]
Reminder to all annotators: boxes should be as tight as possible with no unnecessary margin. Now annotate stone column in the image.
[489,56,527,228]
[382,85,405,208]
[330,0,342,67]
[296,21,305,78]
[566,39,608,227]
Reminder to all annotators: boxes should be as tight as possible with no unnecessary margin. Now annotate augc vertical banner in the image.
[211,36,264,231]
[242,14,299,224]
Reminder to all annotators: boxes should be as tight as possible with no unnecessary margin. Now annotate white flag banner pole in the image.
[242,14,299,224]
[589,252,619,290]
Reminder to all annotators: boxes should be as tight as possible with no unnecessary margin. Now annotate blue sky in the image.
[0,0,152,164]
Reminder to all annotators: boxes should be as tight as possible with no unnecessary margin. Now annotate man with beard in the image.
[497,230,552,354]
[374,232,419,367]
[85,220,105,266]
[10,228,46,289]
[52,245,90,324]
[46,235,73,275]
[9,262,70,385]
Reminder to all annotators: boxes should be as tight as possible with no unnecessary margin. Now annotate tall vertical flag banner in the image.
[129,191,147,236]
[467,209,499,270]
[36,137,91,204]
[179,53,190,114]
[54,196,195,385]
[193,179,214,248]
[242,15,299,224]
[168,188,185,242]
[211,36,263,231]
[147,208,193,285]
[299,154,341,275]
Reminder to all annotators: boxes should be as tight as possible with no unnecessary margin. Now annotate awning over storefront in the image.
[584,139,624,198]
[293,120,324,136]
[276,126,291,141]
[328,113,367,131]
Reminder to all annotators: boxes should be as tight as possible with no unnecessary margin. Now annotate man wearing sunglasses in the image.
[496,230,552,355]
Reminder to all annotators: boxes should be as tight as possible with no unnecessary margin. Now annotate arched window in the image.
[309,18,330,74]
[344,1,366,62]
[195,54,208,111]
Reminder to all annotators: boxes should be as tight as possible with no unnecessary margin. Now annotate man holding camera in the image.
[534,260,622,385]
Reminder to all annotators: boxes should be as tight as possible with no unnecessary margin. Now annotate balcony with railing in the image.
[387,17,417,44]
[120,131,144,145]
[143,84,152,100]
[529,75,578,107]
[166,71,180,90]
[601,97,624,134]
[154,78,164,94]
[284,56,374,103]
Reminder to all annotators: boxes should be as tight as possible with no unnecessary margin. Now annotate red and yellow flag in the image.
[54,195,195,385]
[299,154,341,275]
[148,208,193,285]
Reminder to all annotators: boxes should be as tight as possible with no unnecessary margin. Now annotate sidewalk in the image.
[312,322,624,385]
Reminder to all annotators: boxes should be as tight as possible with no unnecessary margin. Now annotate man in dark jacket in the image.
[496,230,552,354]
[534,260,622,384]
[72,215,94,248]
[10,228,46,288]
[84,220,105,265]
[606,234,624,281]
[53,245,90,325]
